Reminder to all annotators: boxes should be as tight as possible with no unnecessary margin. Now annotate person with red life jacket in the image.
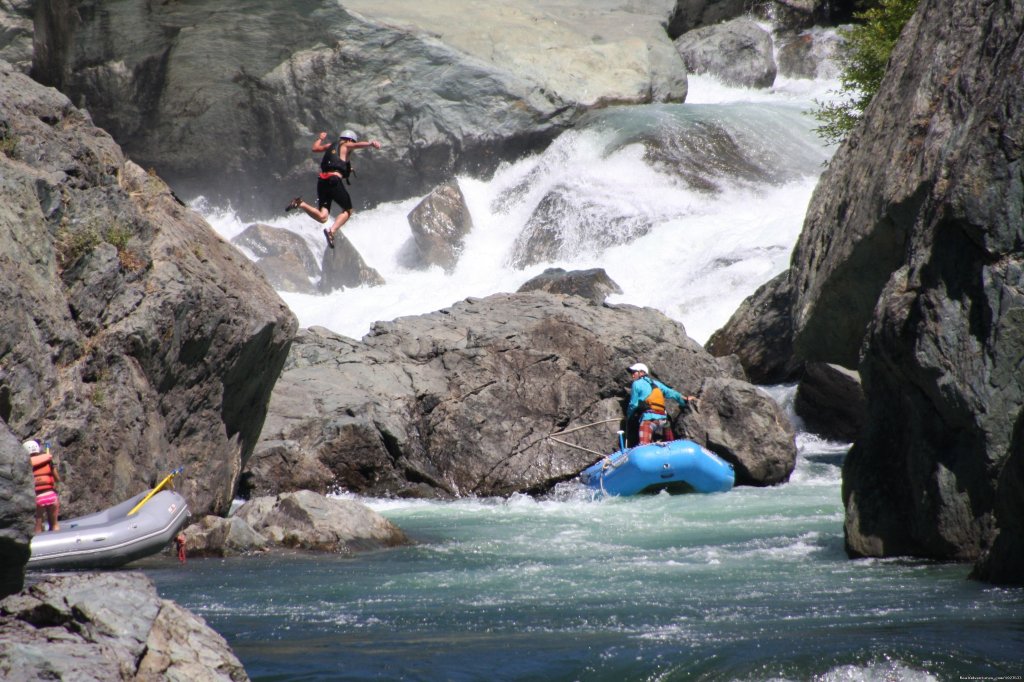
[25,439,60,533]
[285,128,383,249]
[625,363,696,445]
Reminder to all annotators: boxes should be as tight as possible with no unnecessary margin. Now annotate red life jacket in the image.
[31,453,56,494]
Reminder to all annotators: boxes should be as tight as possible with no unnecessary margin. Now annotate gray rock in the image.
[511,186,654,268]
[794,361,865,442]
[247,292,792,498]
[32,0,688,215]
[517,267,624,304]
[674,18,778,89]
[705,271,798,384]
[683,377,796,486]
[181,514,269,557]
[0,420,34,598]
[666,0,751,38]
[405,182,474,273]
[776,27,844,80]
[0,572,248,681]
[233,490,409,553]
[0,0,32,73]
[0,62,297,518]
[319,230,386,293]
[232,223,320,293]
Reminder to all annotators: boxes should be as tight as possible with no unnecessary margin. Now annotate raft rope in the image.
[546,418,621,458]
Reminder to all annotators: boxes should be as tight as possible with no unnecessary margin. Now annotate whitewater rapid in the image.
[200,75,837,345]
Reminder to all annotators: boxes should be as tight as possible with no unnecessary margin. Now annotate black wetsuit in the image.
[317,141,353,212]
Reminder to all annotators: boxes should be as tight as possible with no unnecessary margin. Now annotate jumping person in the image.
[25,440,60,533]
[285,129,382,249]
[625,363,696,445]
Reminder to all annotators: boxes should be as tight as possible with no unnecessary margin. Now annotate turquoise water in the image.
[143,436,1024,681]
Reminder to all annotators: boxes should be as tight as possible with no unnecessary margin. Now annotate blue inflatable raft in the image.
[579,439,735,495]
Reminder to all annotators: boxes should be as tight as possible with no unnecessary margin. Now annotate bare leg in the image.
[327,209,353,238]
[35,508,44,534]
[48,504,59,531]
[299,201,329,224]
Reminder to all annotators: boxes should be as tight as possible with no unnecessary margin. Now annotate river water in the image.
[148,72,1024,680]
[143,423,1024,681]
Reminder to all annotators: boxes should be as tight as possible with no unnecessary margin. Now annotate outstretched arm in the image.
[348,139,382,151]
[656,380,694,409]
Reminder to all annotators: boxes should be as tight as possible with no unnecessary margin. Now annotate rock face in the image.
[708,0,1024,583]
[246,292,796,499]
[0,421,34,598]
[30,0,688,215]
[0,572,248,681]
[0,62,297,518]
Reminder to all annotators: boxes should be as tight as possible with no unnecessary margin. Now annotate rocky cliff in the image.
[0,61,297,523]
[20,0,855,216]
[707,0,1024,583]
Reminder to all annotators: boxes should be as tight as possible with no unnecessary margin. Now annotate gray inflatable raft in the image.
[28,489,190,570]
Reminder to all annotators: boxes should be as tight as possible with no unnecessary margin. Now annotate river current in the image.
[143,72,1024,680]
[143,421,1024,681]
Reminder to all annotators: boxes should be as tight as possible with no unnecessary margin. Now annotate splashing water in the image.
[199,76,836,345]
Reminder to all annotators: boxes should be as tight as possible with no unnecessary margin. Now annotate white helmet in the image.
[339,129,358,141]
[628,363,649,374]
[22,440,40,455]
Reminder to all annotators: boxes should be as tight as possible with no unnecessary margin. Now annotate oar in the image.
[128,466,184,516]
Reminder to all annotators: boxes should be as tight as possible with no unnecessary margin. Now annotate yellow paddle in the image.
[128,467,184,516]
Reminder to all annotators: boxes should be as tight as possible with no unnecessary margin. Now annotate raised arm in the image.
[311,131,332,153]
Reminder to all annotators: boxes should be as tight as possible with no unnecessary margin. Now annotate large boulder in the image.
[705,271,797,384]
[233,490,409,552]
[31,0,688,215]
[793,361,865,442]
[246,291,795,499]
[231,223,320,294]
[0,62,297,518]
[405,182,474,273]
[682,377,796,486]
[674,18,777,89]
[319,231,386,293]
[0,421,34,598]
[0,572,248,680]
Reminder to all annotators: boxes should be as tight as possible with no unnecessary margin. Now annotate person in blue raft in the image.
[625,362,697,446]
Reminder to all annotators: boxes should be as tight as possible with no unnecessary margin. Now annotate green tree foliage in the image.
[814,0,920,144]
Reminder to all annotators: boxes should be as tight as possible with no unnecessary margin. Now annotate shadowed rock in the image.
[0,62,297,518]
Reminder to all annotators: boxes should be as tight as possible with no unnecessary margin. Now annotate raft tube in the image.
[579,439,734,495]
[28,489,190,570]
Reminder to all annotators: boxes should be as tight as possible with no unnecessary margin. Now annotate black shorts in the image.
[316,176,353,213]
